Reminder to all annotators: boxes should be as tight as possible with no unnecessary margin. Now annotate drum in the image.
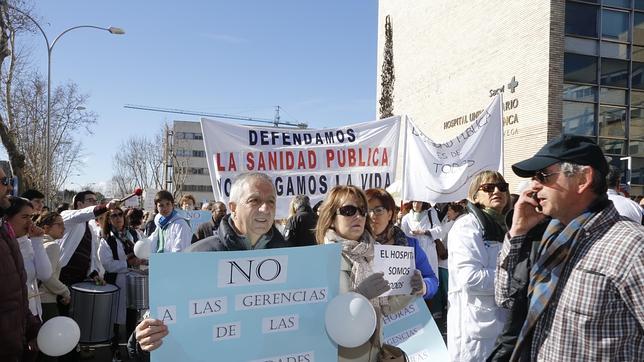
[126,270,149,310]
[70,282,120,344]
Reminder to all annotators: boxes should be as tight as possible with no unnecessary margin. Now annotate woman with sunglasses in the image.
[365,188,438,300]
[317,185,419,362]
[98,207,145,355]
[447,171,511,362]
[6,197,53,321]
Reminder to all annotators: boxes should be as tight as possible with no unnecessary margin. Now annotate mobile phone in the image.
[531,192,542,212]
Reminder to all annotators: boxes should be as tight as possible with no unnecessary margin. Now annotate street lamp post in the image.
[1,2,124,206]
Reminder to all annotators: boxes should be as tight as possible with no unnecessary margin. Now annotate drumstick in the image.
[28,291,46,299]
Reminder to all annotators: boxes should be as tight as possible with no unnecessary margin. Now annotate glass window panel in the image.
[565,36,598,55]
[566,2,598,37]
[598,138,626,155]
[628,185,642,197]
[603,0,630,8]
[631,109,644,138]
[563,101,596,136]
[565,53,598,83]
[601,58,628,87]
[633,91,644,107]
[630,140,644,157]
[563,84,597,102]
[637,0,644,10]
[634,46,644,62]
[599,87,627,104]
[630,158,643,184]
[635,13,644,45]
[633,62,644,89]
[599,106,627,137]
[602,10,630,41]
[601,41,629,59]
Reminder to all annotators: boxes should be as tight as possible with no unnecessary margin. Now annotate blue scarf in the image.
[158,209,177,230]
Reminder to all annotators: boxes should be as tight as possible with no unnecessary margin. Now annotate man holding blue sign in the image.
[130,172,295,359]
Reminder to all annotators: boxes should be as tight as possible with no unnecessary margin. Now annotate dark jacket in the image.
[486,210,549,362]
[191,217,223,244]
[0,222,39,361]
[189,214,294,251]
[283,205,317,246]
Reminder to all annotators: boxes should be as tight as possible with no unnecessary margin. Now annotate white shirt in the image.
[58,206,102,277]
[18,236,52,318]
[607,189,642,223]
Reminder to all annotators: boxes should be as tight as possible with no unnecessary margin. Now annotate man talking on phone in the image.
[495,135,644,361]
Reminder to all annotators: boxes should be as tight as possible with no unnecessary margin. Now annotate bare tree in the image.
[0,1,97,197]
[111,131,164,198]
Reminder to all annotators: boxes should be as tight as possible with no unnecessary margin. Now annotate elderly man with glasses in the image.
[495,135,644,361]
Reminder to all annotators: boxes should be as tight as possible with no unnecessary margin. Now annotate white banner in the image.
[201,116,401,218]
[402,95,503,204]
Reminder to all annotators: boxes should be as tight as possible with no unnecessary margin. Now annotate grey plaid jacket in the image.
[496,202,644,361]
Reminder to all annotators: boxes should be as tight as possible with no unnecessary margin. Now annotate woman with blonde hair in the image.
[317,185,422,362]
[447,171,511,361]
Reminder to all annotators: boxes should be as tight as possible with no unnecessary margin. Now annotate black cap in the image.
[512,135,609,178]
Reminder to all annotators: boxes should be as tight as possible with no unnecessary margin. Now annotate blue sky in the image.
[5,1,379,192]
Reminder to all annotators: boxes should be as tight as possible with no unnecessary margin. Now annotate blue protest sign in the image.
[149,244,341,362]
[182,210,214,233]
[382,297,449,361]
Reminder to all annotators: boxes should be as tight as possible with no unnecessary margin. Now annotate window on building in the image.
[565,36,598,56]
[599,87,627,105]
[602,9,630,42]
[564,84,597,102]
[637,0,644,11]
[563,101,596,136]
[630,108,644,139]
[192,150,206,157]
[601,58,629,87]
[598,138,626,155]
[599,106,627,137]
[603,0,630,9]
[564,53,598,83]
[601,41,629,59]
[631,61,644,88]
[634,12,644,45]
[566,2,598,37]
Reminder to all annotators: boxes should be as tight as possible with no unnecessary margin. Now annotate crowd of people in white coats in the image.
[1,134,643,362]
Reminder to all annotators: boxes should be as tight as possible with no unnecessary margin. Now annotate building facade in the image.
[377,0,643,196]
[170,120,213,206]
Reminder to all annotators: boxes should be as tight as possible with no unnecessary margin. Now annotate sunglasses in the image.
[337,205,367,217]
[533,171,561,184]
[110,213,124,218]
[368,206,387,216]
[478,182,509,193]
[0,176,15,187]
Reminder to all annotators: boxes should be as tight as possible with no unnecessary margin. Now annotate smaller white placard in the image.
[373,245,415,296]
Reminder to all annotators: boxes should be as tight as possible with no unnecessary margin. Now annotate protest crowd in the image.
[1,133,643,362]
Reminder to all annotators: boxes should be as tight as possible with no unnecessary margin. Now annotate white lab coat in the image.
[446,213,508,362]
[17,236,52,318]
[98,232,133,325]
[58,206,102,277]
[401,209,442,275]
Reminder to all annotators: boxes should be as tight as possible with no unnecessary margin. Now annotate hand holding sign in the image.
[409,270,426,296]
[373,245,415,296]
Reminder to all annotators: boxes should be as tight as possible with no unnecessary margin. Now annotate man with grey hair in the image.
[283,194,318,246]
[496,135,644,360]
[131,172,295,357]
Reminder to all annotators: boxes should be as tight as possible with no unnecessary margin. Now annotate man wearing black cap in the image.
[495,135,644,361]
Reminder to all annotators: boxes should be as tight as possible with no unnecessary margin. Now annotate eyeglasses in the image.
[533,171,561,184]
[337,205,367,217]
[478,182,509,193]
[110,213,124,218]
[368,206,387,216]
[0,176,14,187]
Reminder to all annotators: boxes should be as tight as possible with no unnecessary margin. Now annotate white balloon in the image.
[325,292,377,348]
[134,238,151,259]
[37,316,80,357]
